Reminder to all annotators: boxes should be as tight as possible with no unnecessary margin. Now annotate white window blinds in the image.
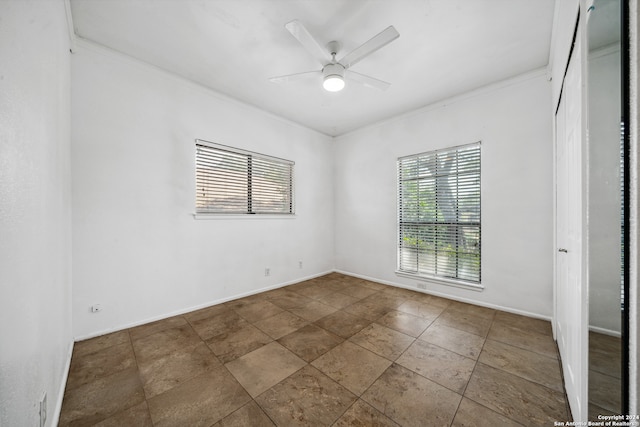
[397,143,481,283]
[196,140,294,215]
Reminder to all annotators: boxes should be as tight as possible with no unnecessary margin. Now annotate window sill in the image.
[395,271,484,292]
[193,213,296,220]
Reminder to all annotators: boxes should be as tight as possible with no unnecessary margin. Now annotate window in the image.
[195,140,294,215]
[397,143,481,284]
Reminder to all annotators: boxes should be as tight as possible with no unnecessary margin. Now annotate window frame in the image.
[396,142,482,290]
[194,139,295,218]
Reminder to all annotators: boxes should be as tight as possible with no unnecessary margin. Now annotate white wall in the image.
[588,46,622,334]
[0,1,72,426]
[71,41,334,339]
[334,71,554,318]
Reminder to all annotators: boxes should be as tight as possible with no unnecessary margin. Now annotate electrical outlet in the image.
[298,260,303,269]
[416,282,426,290]
[91,304,102,313]
[39,392,47,427]
[264,268,270,276]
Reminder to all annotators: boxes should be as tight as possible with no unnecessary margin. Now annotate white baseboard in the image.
[74,270,334,342]
[51,339,74,427]
[75,267,558,342]
[334,269,552,322]
[588,325,622,337]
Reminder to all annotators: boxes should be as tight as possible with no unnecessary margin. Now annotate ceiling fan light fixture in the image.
[274,21,399,93]
[322,63,345,92]
[323,75,345,92]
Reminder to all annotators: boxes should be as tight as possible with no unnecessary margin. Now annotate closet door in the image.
[555,15,588,421]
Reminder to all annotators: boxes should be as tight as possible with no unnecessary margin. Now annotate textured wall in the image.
[71,41,334,339]
[334,71,554,318]
[0,1,72,426]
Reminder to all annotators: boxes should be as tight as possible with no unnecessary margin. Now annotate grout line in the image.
[327,398,360,427]
[449,395,465,427]
[449,311,527,426]
[479,316,570,395]
[62,273,565,425]
[124,330,154,424]
[460,310,495,398]
[485,332,560,360]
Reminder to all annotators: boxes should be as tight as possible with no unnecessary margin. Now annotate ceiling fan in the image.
[270,20,400,92]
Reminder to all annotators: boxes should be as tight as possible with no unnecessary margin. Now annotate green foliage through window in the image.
[398,143,481,282]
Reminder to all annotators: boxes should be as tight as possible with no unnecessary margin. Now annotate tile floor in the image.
[59,273,569,426]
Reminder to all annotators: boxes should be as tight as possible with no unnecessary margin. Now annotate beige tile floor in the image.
[59,273,569,426]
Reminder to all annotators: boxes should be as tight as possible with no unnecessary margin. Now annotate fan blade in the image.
[347,71,391,91]
[269,70,321,84]
[339,26,399,69]
[285,20,332,65]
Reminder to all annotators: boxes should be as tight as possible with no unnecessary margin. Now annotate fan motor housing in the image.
[322,62,345,79]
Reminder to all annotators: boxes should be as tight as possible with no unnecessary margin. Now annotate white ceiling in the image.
[69,0,557,136]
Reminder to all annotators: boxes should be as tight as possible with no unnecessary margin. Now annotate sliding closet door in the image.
[555,15,588,421]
